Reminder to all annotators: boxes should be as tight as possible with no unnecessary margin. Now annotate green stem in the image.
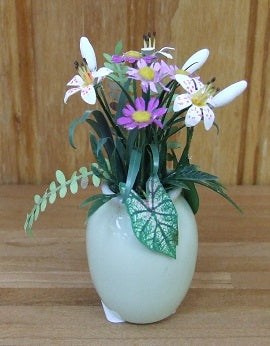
[95,86,125,139]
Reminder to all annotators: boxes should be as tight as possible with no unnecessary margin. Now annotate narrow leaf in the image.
[122,148,142,201]
[69,110,91,149]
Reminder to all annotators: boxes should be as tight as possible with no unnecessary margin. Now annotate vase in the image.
[86,186,198,324]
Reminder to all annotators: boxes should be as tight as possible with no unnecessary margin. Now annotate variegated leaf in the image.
[120,175,178,258]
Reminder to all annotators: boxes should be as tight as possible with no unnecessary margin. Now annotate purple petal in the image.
[135,97,145,110]
[112,55,124,63]
[153,119,164,128]
[152,107,167,117]
[147,97,159,111]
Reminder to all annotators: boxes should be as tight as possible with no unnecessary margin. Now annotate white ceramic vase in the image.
[86,187,198,324]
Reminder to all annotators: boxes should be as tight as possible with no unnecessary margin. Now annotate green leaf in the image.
[59,185,67,198]
[81,193,118,217]
[55,170,66,185]
[34,194,41,204]
[149,143,159,175]
[70,179,79,194]
[40,198,47,212]
[120,175,178,259]
[182,182,200,214]
[34,205,40,221]
[79,167,88,177]
[103,53,112,62]
[49,191,57,204]
[92,174,101,187]
[69,110,91,149]
[114,40,123,55]
[122,148,142,201]
[167,141,182,149]
[49,181,56,192]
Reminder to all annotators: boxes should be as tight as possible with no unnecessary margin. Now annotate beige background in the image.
[0,0,269,185]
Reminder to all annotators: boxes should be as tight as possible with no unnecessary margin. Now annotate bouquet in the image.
[24,33,247,258]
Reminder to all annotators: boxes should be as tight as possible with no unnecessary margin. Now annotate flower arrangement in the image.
[24,33,247,259]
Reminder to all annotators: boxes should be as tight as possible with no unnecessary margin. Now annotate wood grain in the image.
[0,184,270,344]
[0,0,269,185]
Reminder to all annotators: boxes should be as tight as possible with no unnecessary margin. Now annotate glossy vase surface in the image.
[86,188,198,324]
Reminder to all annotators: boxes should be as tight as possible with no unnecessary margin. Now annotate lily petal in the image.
[173,94,192,112]
[202,106,215,130]
[67,75,84,87]
[182,49,209,74]
[80,85,96,104]
[157,47,175,59]
[64,87,81,103]
[175,74,204,94]
[185,105,202,127]
[93,67,113,83]
[210,80,247,108]
[80,37,97,71]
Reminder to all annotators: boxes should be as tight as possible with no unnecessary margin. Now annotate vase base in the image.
[101,301,125,323]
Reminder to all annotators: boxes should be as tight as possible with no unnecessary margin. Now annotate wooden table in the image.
[0,185,269,345]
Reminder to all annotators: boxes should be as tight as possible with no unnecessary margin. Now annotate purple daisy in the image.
[127,60,170,93]
[117,97,167,130]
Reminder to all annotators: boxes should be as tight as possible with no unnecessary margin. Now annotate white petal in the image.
[67,75,84,87]
[182,49,209,74]
[210,80,247,108]
[173,94,192,112]
[93,67,113,83]
[157,47,175,59]
[158,51,174,59]
[175,74,204,94]
[80,85,96,104]
[202,106,215,130]
[64,87,81,103]
[185,105,202,127]
[80,37,97,71]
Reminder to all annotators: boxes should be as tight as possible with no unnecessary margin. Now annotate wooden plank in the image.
[0,185,270,343]
[0,0,269,184]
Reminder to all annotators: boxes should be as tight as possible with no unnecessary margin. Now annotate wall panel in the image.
[0,0,269,184]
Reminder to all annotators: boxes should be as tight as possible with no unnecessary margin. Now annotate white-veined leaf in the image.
[120,175,178,258]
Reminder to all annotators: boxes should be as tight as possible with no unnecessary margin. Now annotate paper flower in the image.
[174,75,247,130]
[64,37,112,105]
[164,49,210,80]
[127,59,169,93]
[112,32,174,64]
[117,97,167,130]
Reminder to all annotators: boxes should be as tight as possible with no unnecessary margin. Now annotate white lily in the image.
[141,32,175,59]
[64,37,113,105]
[209,80,247,107]
[173,75,247,130]
[181,49,209,74]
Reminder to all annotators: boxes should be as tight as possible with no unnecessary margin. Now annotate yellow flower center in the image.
[191,82,217,107]
[124,50,142,58]
[138,67,155,81]
[132,111,151,123]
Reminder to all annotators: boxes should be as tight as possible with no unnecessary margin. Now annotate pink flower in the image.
[127,60,169,93]
[117,97,167,130]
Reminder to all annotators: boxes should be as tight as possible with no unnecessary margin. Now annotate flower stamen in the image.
[75,59,94,87]
[191,78,218,107]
